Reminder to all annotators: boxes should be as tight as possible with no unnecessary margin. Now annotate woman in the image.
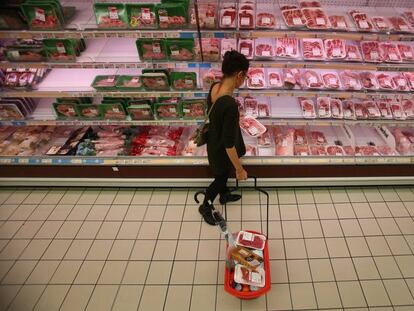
[198,50,249,225]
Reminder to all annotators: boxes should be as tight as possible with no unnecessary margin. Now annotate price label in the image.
[169,108,176,113]
[400,24,409,31]
[153,43,161,54]
[142,8,151,20]
[262,17,271,25]
[370,51,379,60]
[109,7,119,20]
[241,47,250,56]
[262,50,270,57]
[337,20,346,28]
[304,110,312,117]
[56,42,66,54]
[131,77,139,83]
[270,78,279,86]
[381,108,388,116]
[329,78,337,85]
[359,20,369,29]
[319,108,326,116]
[185,79,193,86]
[10,50,20,59]
[250,271,261,284]
[368,107,377,115]
[286,46,294,55]
[113,107,120,113]
[316,18,325,25]
[241,17,250,26]
[35,8,46,22]
[297,136,304,144]
[183,108,190,113]
[309,76,317,85]
[252,77,260,85]
[345,109,352,117]
[171,50,179,56]
[348,51,357,59]
[389,53,399,61]
[159,15,169,22]
[222,16,231,26]
[243,232,254,242]
[404,51,413,58]
[301,152,307,156]
[397,79,406,86]
[293,17,302,25]
[107,76,115,83]
[249,127,259,135]
[332,106,339,116]
[377,20,386,28]
[349,79,357,87]
[332,48,341,57]
[312,48,321,56]
[282,139,288,147]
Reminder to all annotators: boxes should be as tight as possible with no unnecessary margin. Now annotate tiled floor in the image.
[0,186,413,311]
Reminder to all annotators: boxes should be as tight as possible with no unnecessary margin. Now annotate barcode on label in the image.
[243,232,254,241]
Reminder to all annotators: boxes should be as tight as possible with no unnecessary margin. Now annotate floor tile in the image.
[105,205,129,221]
[340,219,363,236]
[359,219,383,236]
[383,279,414,306]
[278,189,297,204]
[353,257,380,280]
[94,189,118,205]
[0,261,14,281]
[7,284,45,311]
[98,261,128,284]
[346,188,367,203]
[122,261,150,284]
[374,256,403,279]
[297,204,319,220]
[40,190,66,205]
[76,221,101,239]
[266,283,292,310]
[59,285,94,311]
[337,281,367,308]
[395,218,414,235]
[74,260,105,284]
[67,204,92,221]
[331,258,358,281]
[279,204,300,220]
[190,285,216,311]
[197,240,220,260]
[164,285,192,311]
[314,282,342,309]
[305,238,329,258]
[370,202,393,218]
[387,202,410,217]
[86,205,111,221]
[170,261,195,285]
[130,240,156,260]
[317,203,339,219]
[112,285,143,311]
[149,191,170,205]
[0,221,24,239]
[86,240,113,260]
[290,282,317,309]
[334,203,356,219]
[346,237,371,257]
[146,261,173,285]
[26,260,60,284]
[0,285,21,310]
[9,205,37,220]
[215,286,240,311]
[153,240,178,260]
[0,239,30,260]
[163,205,185,221]
[266,240,286,260]
[309,258,335,281]
[64,239,93,260]
[321,219,343,237]
[282,220,303,239]
[270,260,288,283]
[5,190,31,205]
[395,187,414,201]
[108,240,134,260]
[138,285,167,311]
[295,189,315,204]
[385,235,412,255]
[116,221,141,239]
[159,221,181,240]
[284,239,307,259]
[380,187,401,202]
[33,285,70,311]
[330,188,350,203]
[112,190,135,205]
[42,239,72,260]
[363,188,383,202]
[287,259,312,282]
[50,261,82,284]
[0,204,19,221]
[175,240,198,261]
[2,260,37,284]
[58,189,83,205]
[360,280,391,307]
[352,202,374,218]
[194,261,218,284]
[137,222,161,239]
[85,285,118,311]
[77,189,101,205]
[124,205,147,221]
[55,221,82,239]
[35,221,63,239]
[131,190,152,205]
[366,236,392,256]
[96,221,121,239]
[312,188,332,203]
[268,221,283,239]
[19,239,50,260]
[168,190,189,205]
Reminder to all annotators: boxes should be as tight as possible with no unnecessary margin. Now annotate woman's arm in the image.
[226,147,247,180]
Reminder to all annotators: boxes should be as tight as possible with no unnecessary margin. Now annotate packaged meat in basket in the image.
[388,16,413,32]
[325,39,346,60]
[247,68,266,89]
[380,42,402,63]
[155,103,180,119]
[317,97,331,118]
[354,101,368,119]
[359,71,379,90]
[397,43,414,62]
[377,100,393,119]
[390,100,406,120]
[244,96,258,117]
[255,38,275,59]
[283,68,302,89]
[273,126,294,156]
[377,73,396,90]
[402,99,414,119]
[282,9,306,28]
[350,10,374,31]
[221,38,237,59]
[257,98,271,118]
[171,72,197,91]
[181,100,206,119]
[256,5,277,29]
[302,8,331,30]
[202,69,222,89]
[303,70,324,89]
[302,38,325,61]
[392,73,410,91]
[345,42,363,62]
[322,72,341,89]
[343,100,356,119]
[239,39,254,60]
[326,145,346,156]
[403,72,414,90]
[194,38,220,62]
[276,37,300,58]
[190,3,217,29]
[267,69,283,88]
[330,98,343,119]
[299,98,316,118]
[238,1,255,30]
[364,100,381,119]
[240,115,267,137]
[236,231,266,250]
[340,70,362,91]
[166,39,195,61]
[372,16,391,31]
[310,145,327,156]
[329,15,349,31]
[234,265,265,288]
[361,41,383,63]
[220,3,237,28]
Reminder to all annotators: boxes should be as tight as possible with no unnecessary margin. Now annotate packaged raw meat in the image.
[220,3,237,28]
[256,5,277,29]
[402,11,414,27]
[239,39,254,60]
[244,96,258,117]
[403,72,414,90]
[359,71,379,90]
[299,98,316,119]
[43,39,77,62]
[330,98,343,119]
[303,70,323,89]
[239,115,267,137]
[294,144,310,156]
[254,38,275,59]
[238,1,255,29]
[377,100,393,119]
[245,144,257,156]
[350,10,374,31]
[377,73,396,90]
[317,97,331,118]
[91,75,119,91]
[325,39,346,60]
[136,39,167,61]
[283,68,301,89]
[156,3,188,29]
[364,100,381,119]
[141,72,170,91]
[329,15,349,31]
[100,103,126,120]
[372,16,391,31]
[189,3,217,29]
[354,101,368,119]
[282,9,306,28]
[345,42,363,62]
[127,103,154,120]
[294,128,308,145]
[257,98,271,118]
[309,130,327,145]
[402,99,414,119]
[234,264,265,288]
[202,69,222,89]
[273,127,294,156]
[257,130,273,147]
[116,75,143,91]
[155,103,180,119]
[221,38,237,59]
[53,102,79,119]
[390,101,406,120]
[322,72,341,89]
[94,3,128,29]
[310,145,327,156]
[343,145,355,156]
[181,100,206,119]
[380,42,402,63]
[166,39,195,61]
[340,70,362,91]
[78,104,101,120]
[392,73,410,91]
[276,37,300,58]
[326,145,345,156]
[300,1,321,8]
[388,16,412,32]
[361,41,383,63]
[355,145,380,156]
[377,144,397,156]
[126,3,157,29]
[247,68,266,89]
[392,128,413,155]
[267,69,283,88]
[302,38,325,60]
[194,38,220,62]
[171,72,197,91]
[0,104,25,120]
[302,8,331,30]
[397,43,414,62]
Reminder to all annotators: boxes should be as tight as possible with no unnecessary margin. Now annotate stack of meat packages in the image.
[130,126,184,156]
[93,126,126,157]
[392,128,414,155]
[281,1,330,30]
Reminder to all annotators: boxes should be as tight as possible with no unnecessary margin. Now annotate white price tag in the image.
[270,78,279,86]
[249,127,259,135]
[397,79,406,86]
[159,15,169,22]
[359,20,369,29]
[282,139,288,147]
[153,44,161,54]
[309,76,317,85]
[332,48,341,57]
[377,20,386,28]
[293,17,302,25]
[252,77,260,85]
[185,79,193,86]
[183,108,190,113]
[262,17,271,25]
[286,46,294,55]
[370,51,379,60]
[389,53,399,61]
[169,108,176,112]
[404,51,413,58]
[394,109,401,117]
[35,8,46,22]
[349,79,357,87]
[107,76,115,83]
[312,48,321,56]
[329,78,337,85]
[241,17,250,26]
[381,108,388,116]
[262,50,270,57]
[142,8,151,20]
[131,77,139,83]
[356,108,363,117]
[109,7,119,20]
[301,152,307,156]
[57,43,66,54]
[368,107,377,115]
[113,107,120,113]
[304,110,312,117]
[345,109,352,117]
[171,50,180,56]
[10,50,20,59]
[348,51,357,59]
[316,18,325,25]
[297,136,304,144]
[337,20,346,28]
[222,15,231,26]
[319,108,326,116]
[68,107,75,113]
[241,47,250,56]
[400,24,409,30]
[332,106,339,116]
[250,271,261,284]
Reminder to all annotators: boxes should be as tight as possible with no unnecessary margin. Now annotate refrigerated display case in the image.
[0,0,414,186]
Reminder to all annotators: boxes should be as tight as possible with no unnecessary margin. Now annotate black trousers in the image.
[205,172,229,204]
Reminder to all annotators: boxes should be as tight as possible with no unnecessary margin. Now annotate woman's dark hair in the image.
[222,50,249,77]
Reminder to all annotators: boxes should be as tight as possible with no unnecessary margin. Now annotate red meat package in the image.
[329,15,349,30]
[220,4,236,28]
[377,100,393,119]
[267,70,283,88]
[258,98,271,117]
[388,16,412,32]
[239,39,254,60]
[273,127,294,156]
[402,99,414,119]
[310,131,327,145]
[302,8,331,30]
[325,39,346,60]
[391,101,406,120]
[402,11,414,27]
[377,73,396,90]
[190,3,217,29]
[340,70,362,90]
[302,38,325,60]
[403,72,414,90]
[364,100,381,119]
[330,98,343,119]
[322,72,341,89]
[361,41,383,63]
[317,97,331,118]
[397,43,414,62]
[256,10,276,29]
[372,16,391,31]
[294,128,308,145]
[300,98,316,118]
[238,1,255,29]
[327,145,345,156]
[244,96,258,117]
[380,43,402,63]
[345,42,363,61]
[194,38,220,62]
[283,68,301,88]
[245,144,257,156]
[239,115,267,137]
[276,37,300,58]
[255,38,275,59]
[247,68,266,89]
[221,38,237,59]
[294,144,310,156]
[350,11,374,31]
[234,265,265,287]
[393,128,414,155]
[355,146,381,156]
[354,101,368,119]
[282,9,306,28]
[359,71,379,90]
[310,145,327,156]
[303,70,323,89]
[257,130,272,147]
[392,73,410,91]
[342,100,356,119]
